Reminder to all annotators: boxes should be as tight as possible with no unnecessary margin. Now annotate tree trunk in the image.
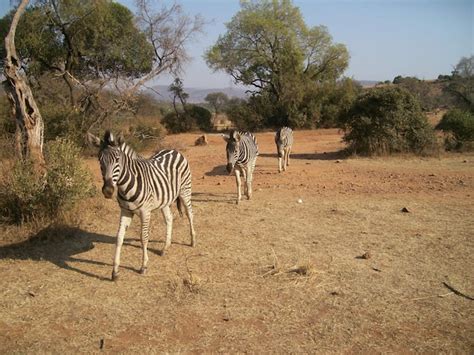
[3,0,45,172]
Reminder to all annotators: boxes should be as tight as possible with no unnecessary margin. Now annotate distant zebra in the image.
[222,130,259,204]
[275,127,293,172]
[88,131,196,281]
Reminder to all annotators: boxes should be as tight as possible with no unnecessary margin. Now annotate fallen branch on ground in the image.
[442,281,474,301]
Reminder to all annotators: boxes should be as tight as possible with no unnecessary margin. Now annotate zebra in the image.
[87,131,196,281]
[275,127,293,172]
[222,130,259,204]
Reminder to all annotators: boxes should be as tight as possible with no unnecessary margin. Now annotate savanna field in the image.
[0,129,473,352]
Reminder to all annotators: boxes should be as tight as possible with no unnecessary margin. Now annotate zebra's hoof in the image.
[139,267,147,275]
[111,272,119,281]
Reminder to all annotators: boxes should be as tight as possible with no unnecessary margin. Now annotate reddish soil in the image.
[1,129,473,353]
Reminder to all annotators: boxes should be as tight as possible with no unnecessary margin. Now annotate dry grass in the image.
[0,129,473,353]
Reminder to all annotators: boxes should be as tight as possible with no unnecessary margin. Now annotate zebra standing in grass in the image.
[222,130,259,204]
[275,127,293,172]
[88,131,196,281]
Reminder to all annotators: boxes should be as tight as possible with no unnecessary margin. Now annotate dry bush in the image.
[0,138,95,226]
[122,115,167,152]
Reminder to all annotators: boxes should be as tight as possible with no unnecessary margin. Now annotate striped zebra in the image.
[222,130,259,204]
[88,131,196,281]
[275,127,293,172]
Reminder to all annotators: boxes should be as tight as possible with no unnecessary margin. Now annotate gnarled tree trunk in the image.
[3,0,45,172]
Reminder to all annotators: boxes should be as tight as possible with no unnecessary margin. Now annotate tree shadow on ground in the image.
[259,150,346,160]
[205,165,229,176]
[0,225,173,281]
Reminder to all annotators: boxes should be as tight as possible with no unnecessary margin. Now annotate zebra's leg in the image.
[161,205,173,254]
[179,195,196,247]
[235,169,242,204]
[246,159,256,200]
[286,147,291,167]
[242,167,248,196]
[139,209,152,275]
[112,209,134,281]
[283,148,289,171]
[278,156,283,173]
[245,165,252,199]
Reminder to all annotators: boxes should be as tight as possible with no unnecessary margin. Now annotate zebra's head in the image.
[222,130,241,174]
[87,131,124,199]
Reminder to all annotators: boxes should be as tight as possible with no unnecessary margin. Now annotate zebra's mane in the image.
[118,142,143,160]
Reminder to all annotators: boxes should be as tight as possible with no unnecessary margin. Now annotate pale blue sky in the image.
[1,0,472,88]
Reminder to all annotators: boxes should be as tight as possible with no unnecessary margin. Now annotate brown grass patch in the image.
[0,129,473,353]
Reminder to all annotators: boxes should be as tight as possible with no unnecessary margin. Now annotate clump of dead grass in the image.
[261,248,316,279]
[166,254,207,301]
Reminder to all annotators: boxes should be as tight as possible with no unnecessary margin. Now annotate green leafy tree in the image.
[1,0,204,135]
[341,86,436,155]
[445,56,474,111]
[436,109,474,150]
[204,92,229,114]
[205,0,349,127]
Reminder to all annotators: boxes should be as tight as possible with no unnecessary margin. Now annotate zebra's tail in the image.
[176,197,184,217]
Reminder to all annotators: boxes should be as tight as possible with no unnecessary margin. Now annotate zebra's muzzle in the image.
[226,163,234,174]
[102,183,115,199]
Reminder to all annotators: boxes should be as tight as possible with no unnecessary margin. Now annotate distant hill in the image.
[145,85,248,103]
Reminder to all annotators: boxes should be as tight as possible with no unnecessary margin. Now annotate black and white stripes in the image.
[223,130,259,204]
[275,127,293,172]
[88,131,196,280]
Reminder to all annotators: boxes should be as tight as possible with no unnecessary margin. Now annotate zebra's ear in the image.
[104,131,118,146]
[221,133,230,142]
[86,132,101,148]
[117,132,125,145]
[232,131,241,142]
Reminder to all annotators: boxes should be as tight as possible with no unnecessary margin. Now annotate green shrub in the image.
[162,111,195,133]
[341,86,437,155]
[188,105,213,132]
[0,138,95,225]
[435,109,474,150]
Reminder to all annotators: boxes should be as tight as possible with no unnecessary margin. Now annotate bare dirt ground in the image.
[1,129,473,353]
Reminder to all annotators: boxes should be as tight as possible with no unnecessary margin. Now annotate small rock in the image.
[297,198,303,204]
[335,160,341,163]
[217,182,221,186]
[401,207,410,213]
[360,251,371,259]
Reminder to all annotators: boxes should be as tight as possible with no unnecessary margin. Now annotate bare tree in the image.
[127,0,205,96]
[3,0,45,172]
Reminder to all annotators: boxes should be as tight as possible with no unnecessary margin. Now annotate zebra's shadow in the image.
[0,225,156,281]
[192,192,236,204]
[205,165,228,176]
[258,151,345,160]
